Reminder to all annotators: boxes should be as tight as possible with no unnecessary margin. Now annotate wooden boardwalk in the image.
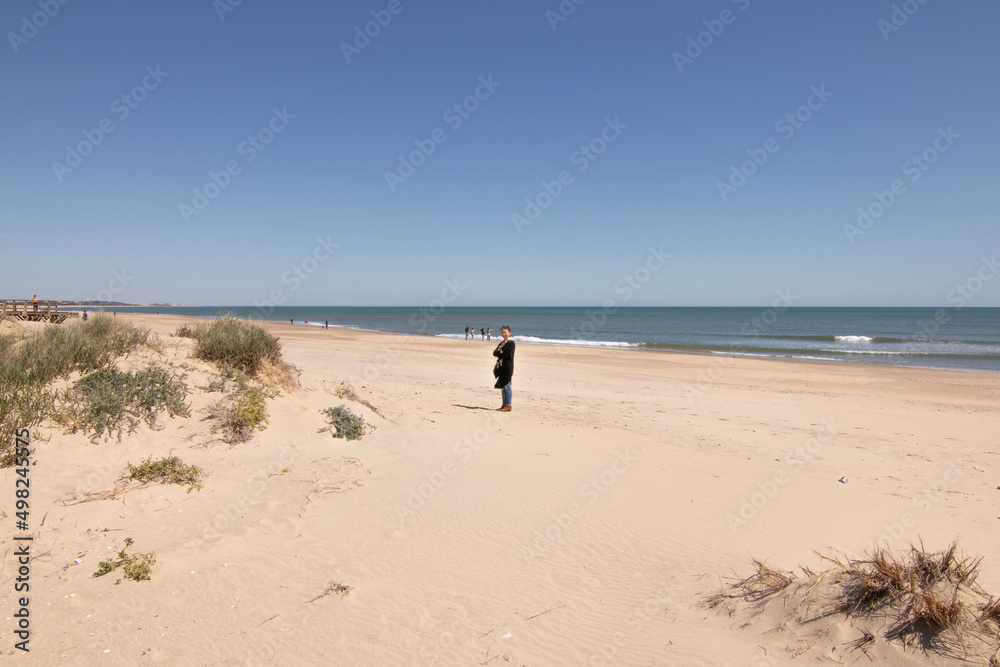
[2,300,79,324]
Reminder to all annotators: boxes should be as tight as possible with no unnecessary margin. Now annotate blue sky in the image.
[2,0,998,307]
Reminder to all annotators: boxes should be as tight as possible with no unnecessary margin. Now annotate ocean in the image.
[90,306,1000,373]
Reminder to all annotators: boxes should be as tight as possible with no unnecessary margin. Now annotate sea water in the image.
[95,306,1000,373]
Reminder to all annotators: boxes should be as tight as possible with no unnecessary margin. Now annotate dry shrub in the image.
[709,540,1000,662]
[708,559,795,610]
[332,381,381,417]
[981,597,1000,625]
[259,356,300,392]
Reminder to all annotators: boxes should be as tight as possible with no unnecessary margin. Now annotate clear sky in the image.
[2,0,998,307]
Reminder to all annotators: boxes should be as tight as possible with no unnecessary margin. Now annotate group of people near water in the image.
[465,326,493,341]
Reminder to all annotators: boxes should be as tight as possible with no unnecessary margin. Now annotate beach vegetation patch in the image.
[126,455,203,491]
[320,405,371,441]
[708,540,1000,662]
[54,366,190,442]
[1,315,152,463]
[207,384,270,444]
[94,537,155,584]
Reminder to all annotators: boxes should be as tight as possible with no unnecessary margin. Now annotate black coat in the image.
[493,339,515,388]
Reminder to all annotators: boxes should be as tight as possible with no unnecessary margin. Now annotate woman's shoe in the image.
[497,405,512,412]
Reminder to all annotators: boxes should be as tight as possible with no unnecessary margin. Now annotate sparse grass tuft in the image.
[94,537,155,584]
[306,580,353,603]
[319,405,371,441]
[54,366,190,442]
[175,325,195,338]
[707,558,795,609]
[332,381,381,417]
[126,455,203,491]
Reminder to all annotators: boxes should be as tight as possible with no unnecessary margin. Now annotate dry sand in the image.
[2,313,999,665]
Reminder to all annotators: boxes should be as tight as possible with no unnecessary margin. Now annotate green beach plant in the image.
[126,455,203,491]
[94,537,155,584]
[207,384,270,444]
[54,366,190,442]
[320,405,372,441]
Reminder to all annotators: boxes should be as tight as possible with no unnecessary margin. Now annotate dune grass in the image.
[181,313,282,376]
[709,540,1000,661]
[1,315,149,464]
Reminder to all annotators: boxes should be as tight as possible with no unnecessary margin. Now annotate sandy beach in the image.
[3,312,1000,666]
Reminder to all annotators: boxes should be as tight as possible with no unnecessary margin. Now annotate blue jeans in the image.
[500,383,512,406]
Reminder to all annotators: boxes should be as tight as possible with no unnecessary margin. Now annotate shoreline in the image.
[103,311,1000,378]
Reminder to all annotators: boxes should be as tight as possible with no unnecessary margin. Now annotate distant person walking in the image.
[492,325,515,412]
[480,327,485,341]
[32,295,38,311]
[82,310,88,321]
[465,326,470,340]
[486,327,492,342]
[325,320,329,329]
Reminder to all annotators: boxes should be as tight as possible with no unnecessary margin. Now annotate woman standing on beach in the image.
[493,325,515,412]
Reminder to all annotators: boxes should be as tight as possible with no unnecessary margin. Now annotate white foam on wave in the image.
[825,349,906,355]
[835,335,874,343]
[436,333,638,348]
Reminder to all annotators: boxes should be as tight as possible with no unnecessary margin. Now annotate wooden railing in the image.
[1,300,80,323]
